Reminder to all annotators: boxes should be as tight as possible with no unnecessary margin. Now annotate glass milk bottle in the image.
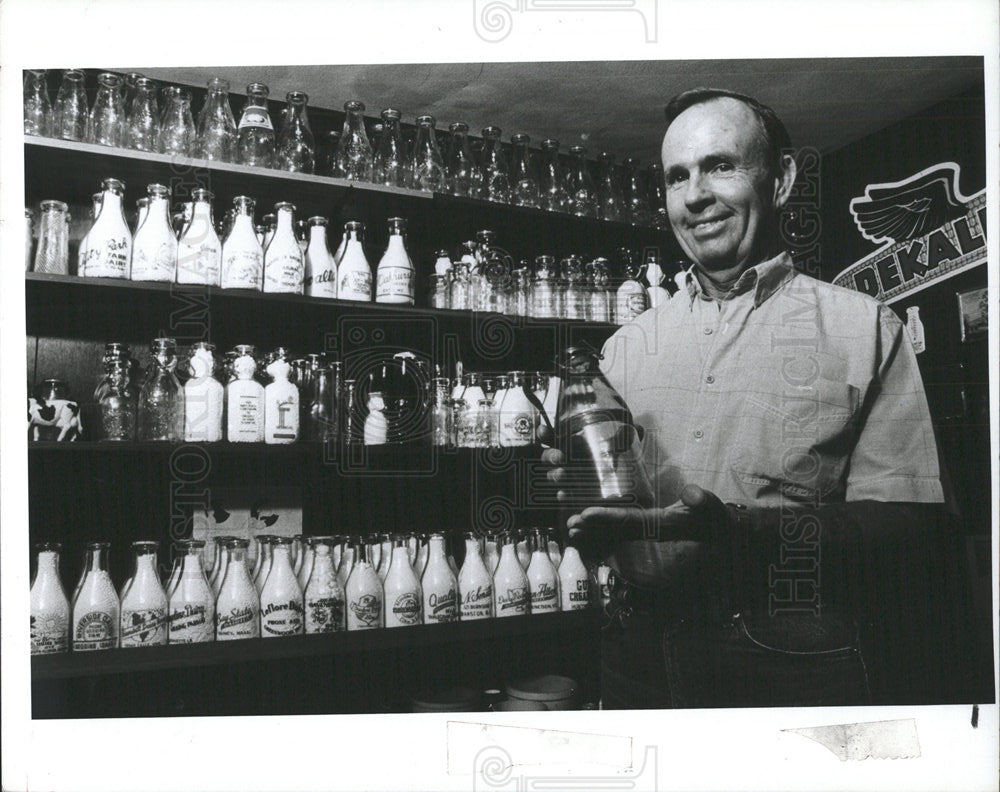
[558,545,591,611]
[131,183,177,282]
[208,535,233,597]
[458,532,493,620]
[304,216,337,298]
[421,533,458,624]
[263,202,304,294]
[336,536,358,592]
[304,538,346,633]
[493,532,530,618]
[236,83,275,168]
[184,342,223,442]
[346,541,383,631]
[364,389,388,446]
[30,542,70,655]
[295,536,315,591]
[119,541,168,648]
[383,535,423,628]
[77,192,101,276]
[221,196,263,290]
[226,345,265,442]
[497,371,535,447]
[375,217,415,305]
[138,337,185,442]
[260,537,304,637]
[615,248,648,325]
[483,532,500,576]
[72,542,120,652]
[337,221,372,301]
[84,178,132,279]
[177,188,222,286]
[531,255,558,318]
[526,531,559,614]
[644,250,670,309]
[264,348,299,444]
[99,357,136,441]
[216,538,260,640]
[252,535,274,594]
[375,534,393,582]
[413,533,429,579]
[168,539,215,644]
[589,257,614,323]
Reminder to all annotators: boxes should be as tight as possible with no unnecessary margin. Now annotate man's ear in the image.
[772,152,797,209]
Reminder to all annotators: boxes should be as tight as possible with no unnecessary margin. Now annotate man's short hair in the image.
[664,88,792,175]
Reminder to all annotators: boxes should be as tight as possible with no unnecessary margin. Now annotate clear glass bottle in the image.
[276,91,315,173]
[510,133,539,208]
[373,108,409,187]
[493,532,530,618]
[430,377,452,447]
[454,372,486,448]
[93,341,130,406]
[562,256,588,319]
[137,337,184,441]
[124,76,159,152]
[120,541,168,648]
[346,540,383,631]
[558,545,591,611]
[458,532,493,620]
[177,188,222,286]
[337,221,372,301]
[260,537,304,637]
[539,139,569,212]
[647,163,669,228]
[23,69,52,137]
[53,69,88,142]
[615,248,648,325]
[527,531,559,614]
[131,183,177,282]
[304,538,346,633]
[320,130,342,177]
[195,77,237,162]
[100,357,136,441]
[77,191,100,277]
[215,538,260,640]
[376,216,415,305]
[410,114,447,193]
[428,273,451,309]
[449,260,471,311]
[263,202,304,294]
[72,542,119,651]
[168,539,215,644]
[596,151,624,221]
[383,535,422,628]
[530,254,558,318]
[589,257,613,323]
[33,200,70,275]
[31,542,70,655]
[24,208,33,272]
[226,344,265,442]
[157,86,194,156]
[236,83,275,168]
[83,178,131,279]
[622,157,651,226]
[88,72,125,147]
[264,348,299,444]
[445,121,478,197]
[338,100,373,182]
[566,146,598,218]
[304,216,337,298]
[342,379,363,445]
[221,195,263,290]
[184,342,223,442]
[478,126,510,203]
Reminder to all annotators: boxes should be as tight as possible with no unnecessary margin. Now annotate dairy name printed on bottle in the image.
[74,611,116,650]
[239,109,273,131]
[340,269,372,300]
[261,599,304,635]
[120,608,168,646]
[376,267,414,300]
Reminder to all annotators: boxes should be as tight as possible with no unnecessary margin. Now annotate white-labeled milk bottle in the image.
[383,536,423,628]
[375,216,415,304]
[346,541,383,631]
[120,541,168,648]
[30,542,70,655]
[226,345,265,442]
[184,341,224,442]
[421,533,458,624]
[177,187,222,286]
[558,545,591,611]
[83,178,131,279]
[526,533,560,614]
[458,532,493,620]
[337,221,372,301]
[483,533,500,576]
[221,196,264,290]
[264,349,299,444]
[77,191,103,277]
[616,251,648,325]
[168,539,215,644]
[304,539,346,633]
[304,216,337,299]
[131,183,177,282]
[498,370,536,447]
[376,534,393,582]
[72,542,120,651]
[263,202,304,294]
[364,390,388,445]
[515,532,531,570]
[493,532,530,618]
[216,538,260,640]
[296,537,315,592]
[260,537,304,637]
[644,251,670,309]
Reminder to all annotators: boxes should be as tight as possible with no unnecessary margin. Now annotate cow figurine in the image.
[28,396,83,441]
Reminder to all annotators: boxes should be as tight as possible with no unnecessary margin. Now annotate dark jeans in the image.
[601,599,872,709]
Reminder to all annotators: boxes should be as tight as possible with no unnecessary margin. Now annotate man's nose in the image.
[684,171,713,211]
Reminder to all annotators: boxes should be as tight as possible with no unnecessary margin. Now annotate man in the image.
[544,88,953,708]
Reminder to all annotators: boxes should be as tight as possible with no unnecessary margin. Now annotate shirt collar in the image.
[683,251,796,308]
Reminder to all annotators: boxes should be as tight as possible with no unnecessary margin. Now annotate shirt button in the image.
[706,375,715,384]
[693,429,703,439]
[703,327,713,335]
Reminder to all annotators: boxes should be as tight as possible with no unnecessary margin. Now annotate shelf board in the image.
[31,609,595,681]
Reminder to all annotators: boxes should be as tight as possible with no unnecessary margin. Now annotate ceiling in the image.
[138,57,984,166]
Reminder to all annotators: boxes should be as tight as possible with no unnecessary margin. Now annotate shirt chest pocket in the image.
[729,379,860,501]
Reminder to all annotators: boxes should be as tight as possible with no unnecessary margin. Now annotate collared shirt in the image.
[600,251,943,585]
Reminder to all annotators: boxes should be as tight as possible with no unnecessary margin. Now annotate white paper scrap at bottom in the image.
[783,718,921,761]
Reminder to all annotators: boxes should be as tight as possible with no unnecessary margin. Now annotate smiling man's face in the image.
[661,97,779,272]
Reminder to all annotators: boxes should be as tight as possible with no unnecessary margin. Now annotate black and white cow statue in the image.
[28,396,83,441]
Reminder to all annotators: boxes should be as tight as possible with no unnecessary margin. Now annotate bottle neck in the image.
[180,551,205,578]
[134,553,158,578]
[275,209,294,233]
[428,537,446,560]
[464,538,481,558]
[37,551,60,575]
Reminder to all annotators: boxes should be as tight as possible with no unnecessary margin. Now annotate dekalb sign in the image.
[833,163,987,304]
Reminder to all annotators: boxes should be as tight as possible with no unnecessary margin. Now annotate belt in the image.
[606,569,735,628]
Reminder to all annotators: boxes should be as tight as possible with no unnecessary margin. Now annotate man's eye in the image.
[712,162,734,174]
[667,173,686,186]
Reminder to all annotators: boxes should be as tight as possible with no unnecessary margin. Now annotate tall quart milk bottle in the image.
[304,538,346,633]
[168,539,215,644]
[383,535,423,628]
[72,541,119,651]
[497,370,536,447]
[131,183,177,282]
[83,178,131,279]
[458,532,493,620]
[296,536,316,592]
[30,542,70,655]
[177,187,222,286]
[304,216,337,298]
[215,538,260,640]
[120,541,168,648]
[558,545,591,611]
[644,250,670,309]
[77,191,103,277]
[260,537,304,637]
[263,202,304,294]
[346,540,383,631]
[184,341,224,442]
[337,220,372,302]
[264,348,299,444]
[226,345,265,442]
[221,196,264,290]
[421,533,458,624]
[493,531,530,618]
[526,530,560,614]
[375,217,415,305]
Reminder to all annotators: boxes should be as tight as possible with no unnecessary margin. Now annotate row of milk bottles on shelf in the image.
[76,176,416,303]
